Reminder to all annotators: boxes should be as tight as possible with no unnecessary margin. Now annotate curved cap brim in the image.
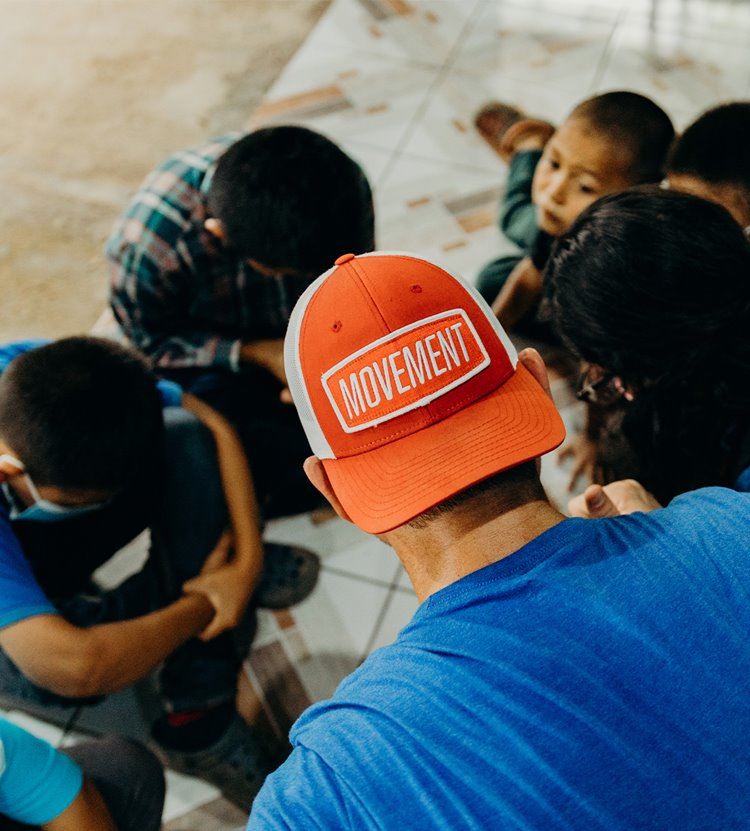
[322,363,565,534]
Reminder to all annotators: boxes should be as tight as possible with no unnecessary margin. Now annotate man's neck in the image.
[385,499,565,603]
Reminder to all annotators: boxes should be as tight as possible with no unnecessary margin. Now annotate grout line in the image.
[588,5,627,93]
[321,562,402,590]
[57,705,83,748]
[376,0,487,186]
[358,562,406,662]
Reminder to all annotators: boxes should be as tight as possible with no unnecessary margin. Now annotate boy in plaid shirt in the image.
[107,125,375,595]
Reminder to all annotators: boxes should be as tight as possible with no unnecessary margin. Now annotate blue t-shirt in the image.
[0,718,82,825]
[250,488,750,830]
[0,340,182,632]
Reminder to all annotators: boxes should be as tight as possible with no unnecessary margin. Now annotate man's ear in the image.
[204,218,226,241]
[518,347,553,401]
[303,456,353,523]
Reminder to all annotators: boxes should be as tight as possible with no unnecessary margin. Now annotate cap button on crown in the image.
[335,253,356,265]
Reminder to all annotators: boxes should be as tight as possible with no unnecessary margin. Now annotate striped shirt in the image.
[106,135,311,371]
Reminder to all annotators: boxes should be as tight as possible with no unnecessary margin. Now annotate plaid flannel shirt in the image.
[106,135,311,371]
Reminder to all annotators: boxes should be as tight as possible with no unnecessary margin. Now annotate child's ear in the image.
[204,218,226,241]
[303,457,353,524]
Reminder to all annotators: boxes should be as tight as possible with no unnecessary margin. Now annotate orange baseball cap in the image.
[285,252,565,533]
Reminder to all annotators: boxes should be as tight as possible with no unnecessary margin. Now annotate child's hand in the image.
[183,561,254,641]
[568,480,661,519]
[183,530,255,640]
[499,119,556,162]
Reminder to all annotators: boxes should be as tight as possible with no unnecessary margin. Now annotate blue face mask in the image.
[0,454,110,523]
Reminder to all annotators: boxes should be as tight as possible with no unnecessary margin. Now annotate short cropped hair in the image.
[668,102,750,202]
[571,91,675,183]
[207,126,375,274]
[0,337,164,493]
[406,461,543,529]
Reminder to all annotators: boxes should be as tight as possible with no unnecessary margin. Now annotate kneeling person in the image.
[0,338,289,809]
[250,253,750,829]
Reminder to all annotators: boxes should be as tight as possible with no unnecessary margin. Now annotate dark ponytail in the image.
[545,186,750,503]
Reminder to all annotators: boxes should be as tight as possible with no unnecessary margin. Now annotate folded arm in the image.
[0,594,213,699]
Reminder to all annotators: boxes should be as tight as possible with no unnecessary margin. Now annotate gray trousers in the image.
[0,735,165,831]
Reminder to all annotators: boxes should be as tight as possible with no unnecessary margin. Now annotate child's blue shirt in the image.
[0,717,82,825]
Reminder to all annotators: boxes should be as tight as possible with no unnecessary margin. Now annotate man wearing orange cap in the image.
[243,253,750,829]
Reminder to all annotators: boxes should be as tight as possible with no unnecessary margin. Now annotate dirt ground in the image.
[0,0,327,340]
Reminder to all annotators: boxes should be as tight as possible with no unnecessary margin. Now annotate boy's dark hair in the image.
[572,91,675,183]
[207,126,375,274]
[407,462,543,529]
[667,101,750,203]
[0,337,165,493]
[545,187,750,503]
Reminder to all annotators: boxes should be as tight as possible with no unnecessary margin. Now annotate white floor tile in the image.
[1,709,65,747]
[297,0,480,68]
[376,153,510,285]
[399,68,575,173]
[163,769,221,823]
[323,536,402,585]
[453,3,616,93]
[367,587,421,653]
[250,47,439,155]
[596,24,750,120]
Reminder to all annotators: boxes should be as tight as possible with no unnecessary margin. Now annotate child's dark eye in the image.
[579,184,596,195]
[549,159,560,171]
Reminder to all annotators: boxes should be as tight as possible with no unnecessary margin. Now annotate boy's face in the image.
[532,117,634,236]
[667,173,750,229]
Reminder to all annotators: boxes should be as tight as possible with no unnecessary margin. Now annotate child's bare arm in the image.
[44,778,116,831]
[181,393,264,604]
[0,596,214,698]
[491,257,544,330]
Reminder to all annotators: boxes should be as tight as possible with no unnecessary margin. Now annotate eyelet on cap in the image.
[335,253,356,266]
[410,284,422,293]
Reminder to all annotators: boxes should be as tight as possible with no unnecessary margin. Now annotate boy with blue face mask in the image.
[0,337,315,810]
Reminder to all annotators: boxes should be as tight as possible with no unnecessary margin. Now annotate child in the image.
[0,337,291,809]
[667,101,750,232]
[475,92,675,333]
[106,126,375,523]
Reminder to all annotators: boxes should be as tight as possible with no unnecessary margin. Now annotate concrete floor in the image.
[0,0,327,341]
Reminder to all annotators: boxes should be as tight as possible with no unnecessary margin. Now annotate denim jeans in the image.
[161,363,321,519]
[0,408,246,714]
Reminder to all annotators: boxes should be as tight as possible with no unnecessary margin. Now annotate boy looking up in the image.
[107,126,375,522]
[0,338,279,809]
[475,92,674,332]
[667,101,750,232]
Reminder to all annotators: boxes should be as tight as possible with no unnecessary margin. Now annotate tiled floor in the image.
[6,0,750,826]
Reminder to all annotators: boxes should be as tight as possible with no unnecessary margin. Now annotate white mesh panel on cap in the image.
[284,265,337,460]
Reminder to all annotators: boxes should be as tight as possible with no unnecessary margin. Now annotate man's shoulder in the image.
[291,640,430,744]
[651,486,749,534]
